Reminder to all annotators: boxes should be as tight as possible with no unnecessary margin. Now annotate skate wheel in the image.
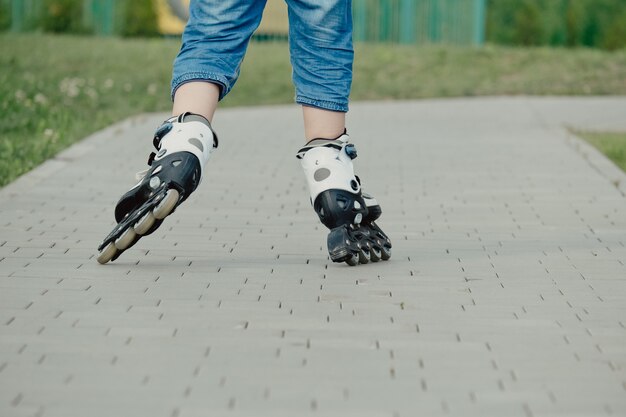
[153,189,179,220]
[345,253,359,266]
[97,242,118,264]
[370,244,382,262]
[381,244,392,261]
[115,227,137,250]
[358,244,371,264]
[134,211,156,235]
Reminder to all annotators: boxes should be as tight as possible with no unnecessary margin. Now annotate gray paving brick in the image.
[1,98,626,417]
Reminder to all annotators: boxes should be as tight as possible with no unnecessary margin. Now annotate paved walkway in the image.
[1,97,626,417]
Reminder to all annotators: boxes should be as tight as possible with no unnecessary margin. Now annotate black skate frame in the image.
[97,183,172,253]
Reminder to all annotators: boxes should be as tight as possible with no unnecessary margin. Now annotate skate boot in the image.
[96,112,218,264]
[297,133,391,266]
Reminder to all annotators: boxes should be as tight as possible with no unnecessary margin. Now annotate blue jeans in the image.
[172,0,353,112]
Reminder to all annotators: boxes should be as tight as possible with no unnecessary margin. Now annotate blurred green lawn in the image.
[1,34,626,186]
[578,132,626,173]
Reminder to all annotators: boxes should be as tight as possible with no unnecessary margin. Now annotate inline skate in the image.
[297,133,391,266]
[96,112,218,264]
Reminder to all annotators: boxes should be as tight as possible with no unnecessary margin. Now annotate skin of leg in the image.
[172,81,220,122]
[173,82,345,141]
[302,105,346,142]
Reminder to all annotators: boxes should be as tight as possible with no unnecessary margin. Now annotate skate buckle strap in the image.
[147,151,156,166]
[152,113,218,159]
[153,122,173,150]
[296,133,351,160]
[178,112,219,149]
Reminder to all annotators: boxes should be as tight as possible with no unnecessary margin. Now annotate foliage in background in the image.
[2,0,626,48]
[2,33,626,186]
[602,10,626,51]
[512,0,543,46]
[0,1,9,31]
[486,0,626,50]
[120,0,158,37]
[41,0,87,33]
[0,0,158,36]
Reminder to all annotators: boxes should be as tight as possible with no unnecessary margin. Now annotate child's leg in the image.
[302,106,345,142]
[97,0,267,263]
[288,0,392,265]
[172,82,220,122]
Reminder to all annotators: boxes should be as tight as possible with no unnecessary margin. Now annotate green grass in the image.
[578,132,626,172]
[2,33,626,186]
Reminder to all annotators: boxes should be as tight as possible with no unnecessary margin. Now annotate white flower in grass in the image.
[44,129,55,138]
[86,88,98,100]
[43,129,59,142]
[147,83,157,95]
[15,90,26,101]
[103,79,114,89]
[59,78,81,98]
[34,93,48,105]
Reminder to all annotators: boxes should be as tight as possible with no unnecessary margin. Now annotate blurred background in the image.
[1,0,625,186]
[2,0,625,49]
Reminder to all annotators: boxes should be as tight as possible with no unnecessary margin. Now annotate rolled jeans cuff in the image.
[171,72,230,101]
[296,96,349,112]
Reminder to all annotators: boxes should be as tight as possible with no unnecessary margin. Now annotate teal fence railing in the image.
[82,0,118,35]
[4,0,42,32]
[353,0,486,45]
[3,0,486,45]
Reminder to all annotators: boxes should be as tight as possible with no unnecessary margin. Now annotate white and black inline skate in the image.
[96,112,218,264]
[297,133,391,266]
